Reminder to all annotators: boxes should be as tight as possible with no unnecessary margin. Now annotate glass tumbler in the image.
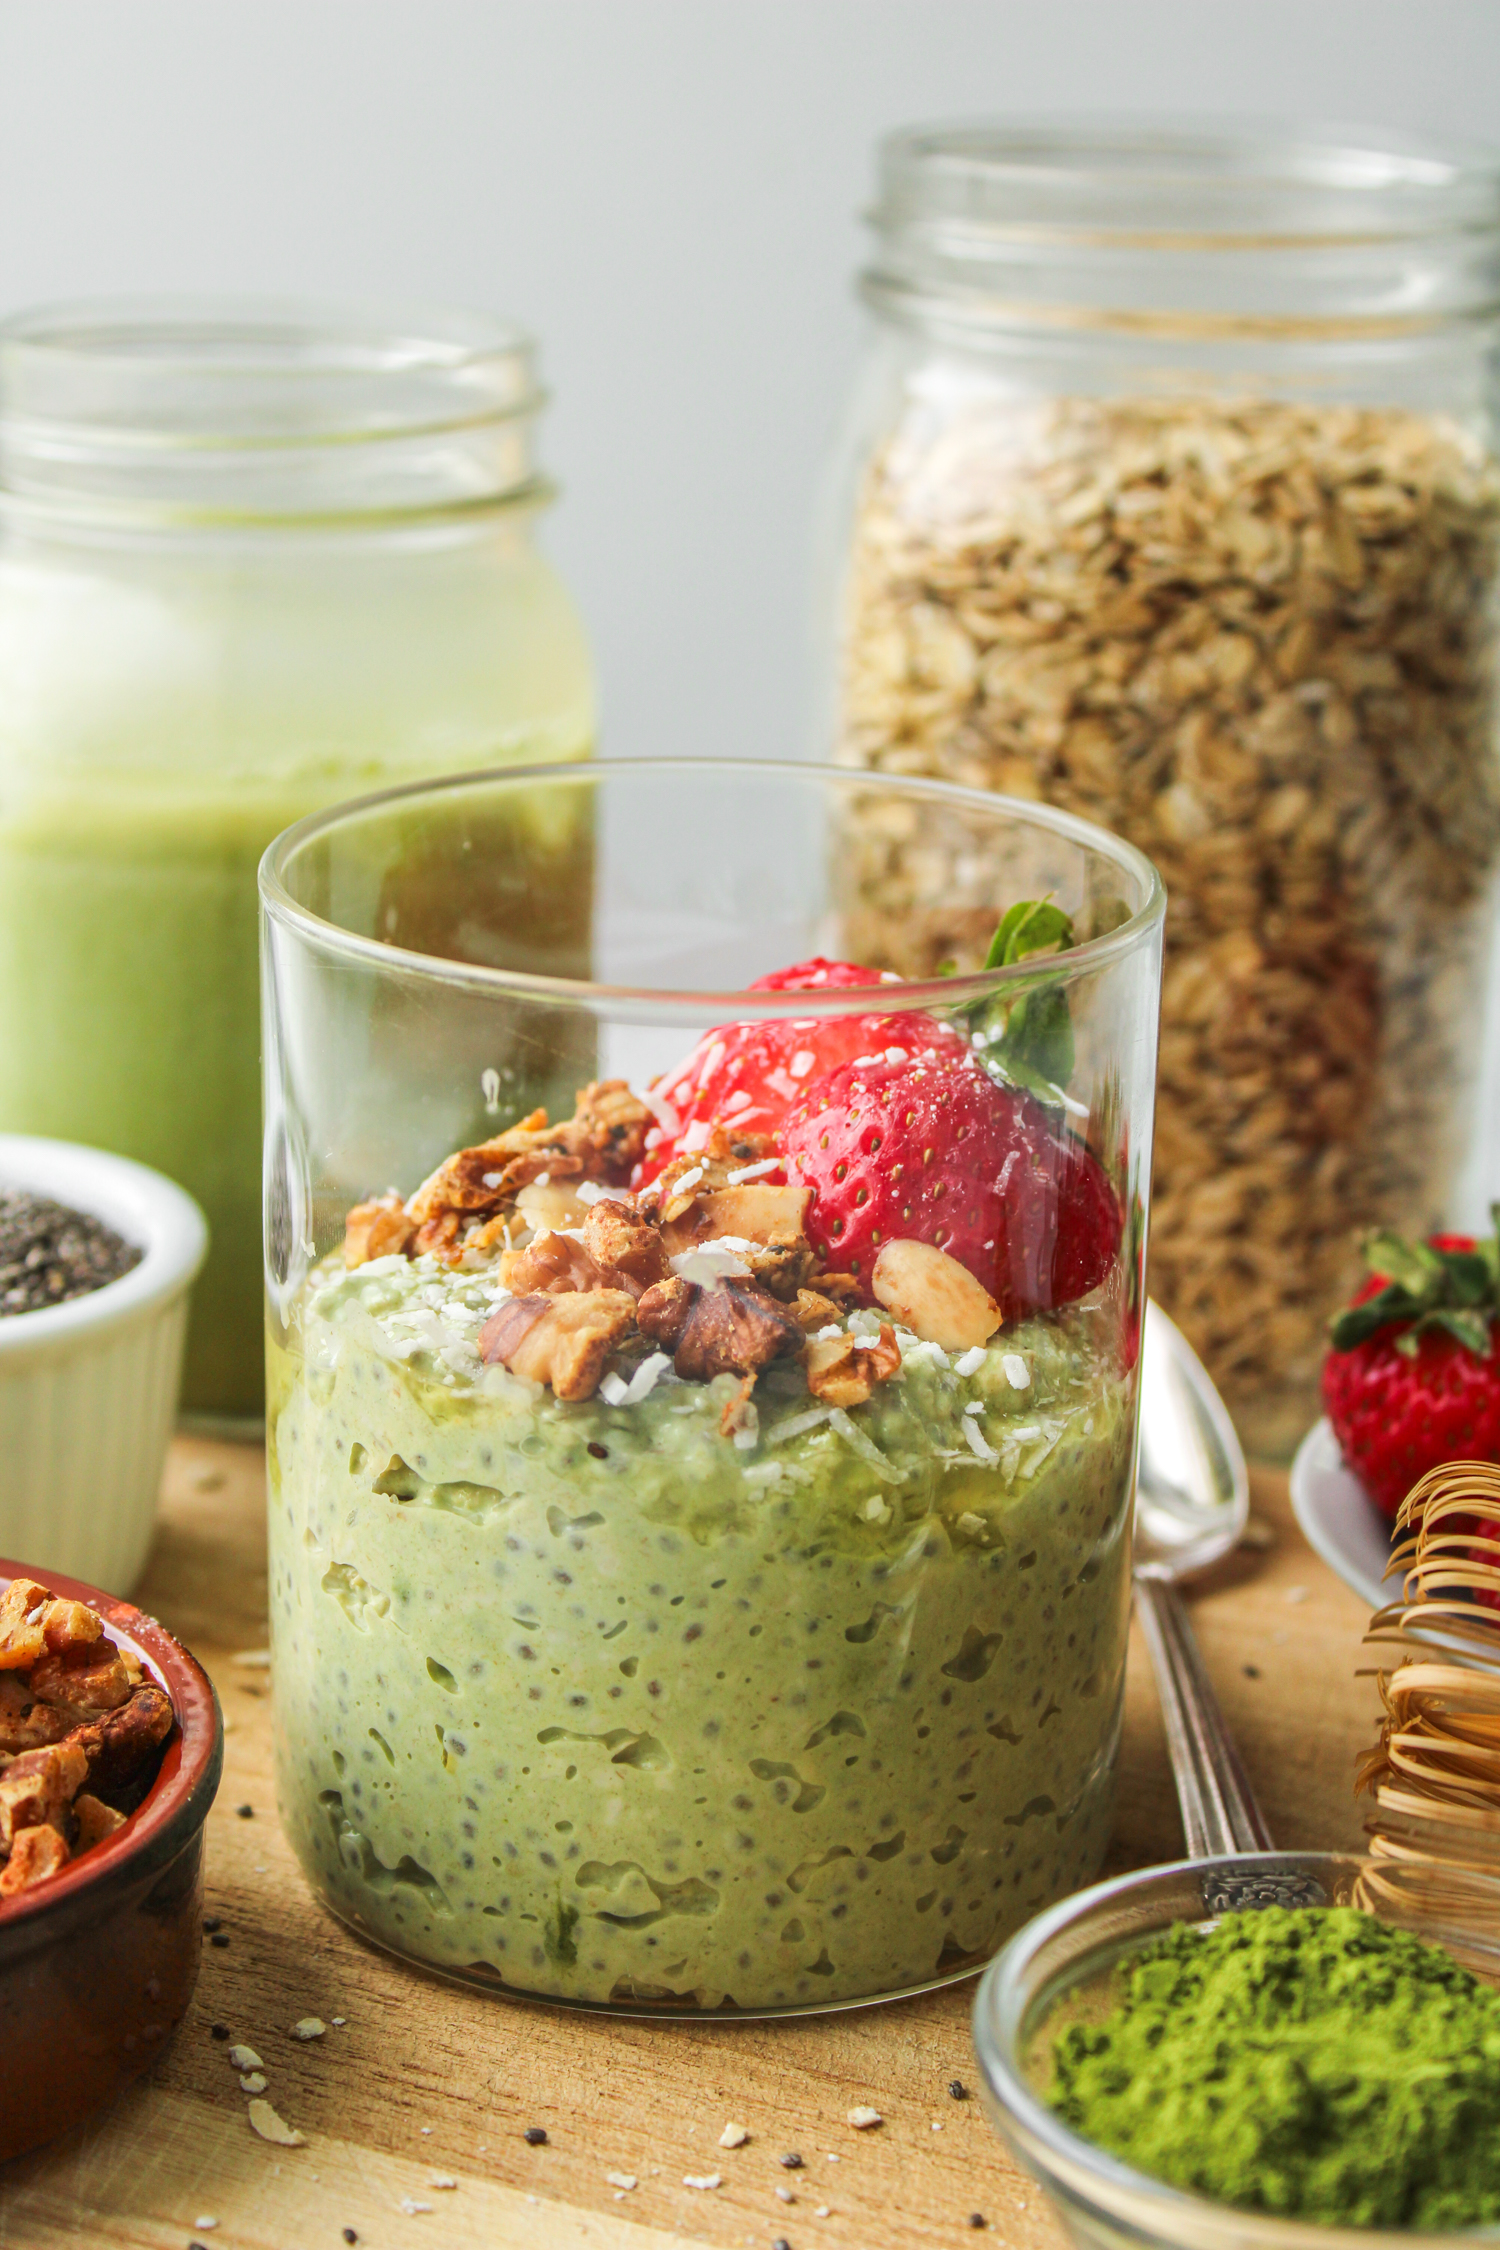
[261,758,1164,2014]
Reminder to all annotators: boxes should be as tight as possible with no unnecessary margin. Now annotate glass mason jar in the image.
[0,301,594,1423]
[261,757,1163,2014]
[826,124,1500,1458]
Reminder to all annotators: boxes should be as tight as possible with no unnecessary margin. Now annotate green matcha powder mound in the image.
[1049,1905,1500,2230]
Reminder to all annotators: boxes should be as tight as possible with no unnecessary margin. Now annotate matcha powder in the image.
[1049,1905,1500,2230]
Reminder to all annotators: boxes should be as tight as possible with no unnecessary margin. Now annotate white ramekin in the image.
[0,1137,207,1592]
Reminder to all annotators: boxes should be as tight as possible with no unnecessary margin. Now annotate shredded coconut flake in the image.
[1001,1353,1032,1390]
[722,1090,752,1115]
[954,1345,987,1377]
[767,1405,832,1446]
[683,2171,723,2190]
[639,1084,682,1138]
[698,1040,726,1088]
[828,1407,902,1482]
[681,1120,713,1154]
[578,1181,631,1206]
[788,1050,816,1078]
[672,1164,705,1196]
[607,2171,638,2191]
[883,1046,909,1063]
[670,1241,751,1285]
[599,1372,629,1406]
[962,1417,1000,1466]
[622,1351,671,1404]
[726,1157,781,1184]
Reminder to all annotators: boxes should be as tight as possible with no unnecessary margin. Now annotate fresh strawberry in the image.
[639,957,960,1178]
[781,1045,1121,1315]
[1321,1220,1500,1521]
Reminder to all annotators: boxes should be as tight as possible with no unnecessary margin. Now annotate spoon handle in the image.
[1133,1575,1275,1859]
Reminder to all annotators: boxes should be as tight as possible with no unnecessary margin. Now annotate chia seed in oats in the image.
[0,1191,141,1316]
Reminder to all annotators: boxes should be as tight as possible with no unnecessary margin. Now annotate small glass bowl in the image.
[972,1851,1500,2249]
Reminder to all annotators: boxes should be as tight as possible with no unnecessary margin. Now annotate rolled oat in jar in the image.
[829,123,1500,1454]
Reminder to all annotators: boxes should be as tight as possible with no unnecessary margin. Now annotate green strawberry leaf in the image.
[948,897,1078,1096]
[1331,1215,1500,1357]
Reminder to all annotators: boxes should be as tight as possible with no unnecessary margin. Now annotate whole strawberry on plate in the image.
[1321,1214,1500,1520]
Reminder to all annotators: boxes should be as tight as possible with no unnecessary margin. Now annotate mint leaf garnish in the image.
[956,898,1077,1096]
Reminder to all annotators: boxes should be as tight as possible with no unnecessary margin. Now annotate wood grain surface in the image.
[0,1441,1382,2250]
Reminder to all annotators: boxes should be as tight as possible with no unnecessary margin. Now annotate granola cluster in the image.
[343,1080,1004,1416]
[835,393,1500,1451]
[0,1577,175,1896]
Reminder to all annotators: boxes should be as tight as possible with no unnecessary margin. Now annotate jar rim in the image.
[864,118,1500,339]
[0,296,548,521]
[258,755,1167,1018]
[873,118,1500,243]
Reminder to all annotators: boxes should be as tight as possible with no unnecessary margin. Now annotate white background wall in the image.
[2,0,1498,764]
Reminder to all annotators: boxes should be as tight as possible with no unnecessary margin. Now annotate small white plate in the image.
[1289,1417,1398,1614]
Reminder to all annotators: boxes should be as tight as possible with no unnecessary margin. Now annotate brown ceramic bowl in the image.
[0,1560,222,2161]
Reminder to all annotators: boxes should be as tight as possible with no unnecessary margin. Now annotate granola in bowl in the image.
[269,947,1140,2011]
[0,1575,175,1896]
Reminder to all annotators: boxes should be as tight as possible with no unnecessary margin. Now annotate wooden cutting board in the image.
[0,1440,1380,2250]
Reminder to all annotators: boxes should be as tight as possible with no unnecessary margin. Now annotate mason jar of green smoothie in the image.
[0,301,595,1422]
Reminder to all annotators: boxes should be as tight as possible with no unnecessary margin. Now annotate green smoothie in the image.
[269,1256,1133,2009]
[0,522,595,1417]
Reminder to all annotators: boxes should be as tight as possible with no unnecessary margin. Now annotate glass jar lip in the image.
[0,296,549,525]
[871,118,1500,245]
[258,756,1166,1017]
[0,296,540,446]
[864,117,1500,341]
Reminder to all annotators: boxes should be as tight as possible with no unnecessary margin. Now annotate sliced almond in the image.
[871,1239,1001,1351]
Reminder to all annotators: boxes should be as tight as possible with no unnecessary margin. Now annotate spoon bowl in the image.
[1136,1300,1249,1581]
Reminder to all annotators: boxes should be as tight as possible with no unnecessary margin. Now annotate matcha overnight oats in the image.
[270,981,1140,2008]
[262,759,1165,2012]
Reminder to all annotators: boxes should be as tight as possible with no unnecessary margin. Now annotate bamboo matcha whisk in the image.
[1360,1462,1500,1873]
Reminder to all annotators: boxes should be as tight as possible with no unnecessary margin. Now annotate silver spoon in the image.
[1134,1299,1273,1858]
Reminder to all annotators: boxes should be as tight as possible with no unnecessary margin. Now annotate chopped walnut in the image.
[499,1231,604,1297]
[0,1824,68,1895]
[0,1673,77,1755]
[72,1683,175,1799]
[636,1275,694,1347]
[666,1281,805,1383]
[0,1580,52,1672]
[72,1793,126,1851]
[792,1288,844,1330]
[478,1288,637,1402]
[406,1081,650,1260]
[0,1578,176,1899]
[343,1191,418,1270]
[580,1201,671,1297]
[804,1324,901,1408]
[26,1645,134,1719]
[0,1740,88,1847]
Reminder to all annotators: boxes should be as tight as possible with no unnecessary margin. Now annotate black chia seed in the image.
[948,2079,970,2100]
[969,2216,987,2230]
[0,1190,140,1317]
[773,2239,792,2250]
[210,2022,230,2040]
[209,1931,230,1948]
[236,1804,255,1819]
[343,2232,358,2246]
[524,2126,548,2145]
[778,2152,803,2169]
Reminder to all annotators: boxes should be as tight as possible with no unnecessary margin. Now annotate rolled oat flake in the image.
[0,1190,140,1316]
